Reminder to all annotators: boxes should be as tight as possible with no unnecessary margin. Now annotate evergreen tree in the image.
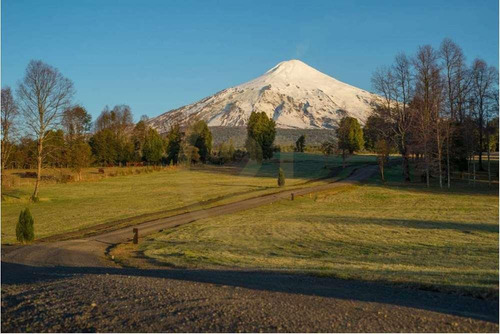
[295,135,306,152]
[143,128,165,165]
[89,129,118,165]
[363,115,387,151]
[245,112,276,162]
[132,120,148,161]
[188,120,212,163]
[165,124,183,165]
[277,168,285,187]
[337,116,364,167]
[16,208,34,243]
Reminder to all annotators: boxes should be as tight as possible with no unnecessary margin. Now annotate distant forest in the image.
[209,126,335,148]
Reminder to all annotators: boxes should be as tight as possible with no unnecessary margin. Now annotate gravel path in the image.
[2,165,498,332]
[2,263,498,332]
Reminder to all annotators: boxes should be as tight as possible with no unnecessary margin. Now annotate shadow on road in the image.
[2,261,498,324]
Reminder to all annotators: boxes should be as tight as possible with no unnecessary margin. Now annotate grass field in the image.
[137,164,499,298]
[1,153,375,244]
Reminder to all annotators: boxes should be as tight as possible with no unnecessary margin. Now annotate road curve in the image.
[2,164,498,332]
[2,165,377,267]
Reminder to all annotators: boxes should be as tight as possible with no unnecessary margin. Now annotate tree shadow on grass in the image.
[1,261,498,323]
[288,215,499,233]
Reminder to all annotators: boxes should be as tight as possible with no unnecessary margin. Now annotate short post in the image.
[291,193,294,201]
[133,228,139,244]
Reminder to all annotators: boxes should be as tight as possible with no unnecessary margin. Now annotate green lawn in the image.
[1,153,375,244]
[140,164,499,298]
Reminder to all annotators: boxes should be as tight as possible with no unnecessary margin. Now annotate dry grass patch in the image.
[140,169,499,298]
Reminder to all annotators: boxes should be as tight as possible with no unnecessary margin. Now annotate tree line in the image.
[366,38,498,187]
[2,43,497,200]
[1,60,280,200]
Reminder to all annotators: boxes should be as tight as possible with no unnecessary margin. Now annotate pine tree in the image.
[188,120,212,163]
[295,135,306,152]
[16,208,35,243]
[245,112,276,162]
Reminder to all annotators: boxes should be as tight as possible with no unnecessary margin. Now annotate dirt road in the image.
[2,165,378,268]
[2,165,498,332]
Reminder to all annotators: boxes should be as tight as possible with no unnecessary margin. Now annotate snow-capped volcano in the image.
[149,59,380,131]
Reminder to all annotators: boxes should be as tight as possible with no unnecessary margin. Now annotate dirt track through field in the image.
[2,164,498,332]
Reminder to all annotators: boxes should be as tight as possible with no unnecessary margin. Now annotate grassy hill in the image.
[1,153,373,244]
[134,164,499,299]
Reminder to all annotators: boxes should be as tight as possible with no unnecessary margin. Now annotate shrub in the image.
[233,149,248,162]
[58,174,74,184]
[16,208,35,243]
[278,168,285,187]
[24,171,37,178]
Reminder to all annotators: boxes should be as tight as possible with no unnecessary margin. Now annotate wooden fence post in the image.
[133,228,139,244]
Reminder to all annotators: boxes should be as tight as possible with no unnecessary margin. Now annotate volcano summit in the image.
[149,60,380,131]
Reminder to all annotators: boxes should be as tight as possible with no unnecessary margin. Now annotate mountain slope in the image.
[149,60,380,131]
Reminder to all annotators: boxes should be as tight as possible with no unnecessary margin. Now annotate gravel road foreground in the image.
[1,260,498,333]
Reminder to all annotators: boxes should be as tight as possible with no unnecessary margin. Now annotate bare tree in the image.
[1,87,19,174]
[413,45,442,187]
[470,59,497,173]
[62,105,92,142]
[439,38,469,188]
[17,60,74,200]
[371,53,414,182]
[95,104,133,135]
[482,67,498,186]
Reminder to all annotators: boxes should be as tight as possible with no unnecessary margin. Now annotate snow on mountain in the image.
[148,59,380,132]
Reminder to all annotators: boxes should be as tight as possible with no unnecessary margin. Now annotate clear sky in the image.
[2,0,498,121]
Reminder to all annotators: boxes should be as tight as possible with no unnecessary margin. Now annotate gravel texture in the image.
[2,262,498,332]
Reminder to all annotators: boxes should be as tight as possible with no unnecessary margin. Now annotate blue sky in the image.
[2,0,498,121]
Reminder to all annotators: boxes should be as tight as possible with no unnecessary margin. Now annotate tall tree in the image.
[363,114,391,151]
[336,116,364,168]
[439,38,469,188]
[69,140,93,180]
[143,127,165,165]
[245,112,276,162]
[470,59,497,172]
[62,105,91,142]
[132,120,149,161]
[165,124,183,165]
[371,53,414,181]
[1,87,18,174]
[93,105,134,166]
[413,45,442,187]
[295,135,306,152]
[62,105,92,177]
[95,104,133,135]
[17,60,74,200]
[89,129,118,166]
[188,120,212,163]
